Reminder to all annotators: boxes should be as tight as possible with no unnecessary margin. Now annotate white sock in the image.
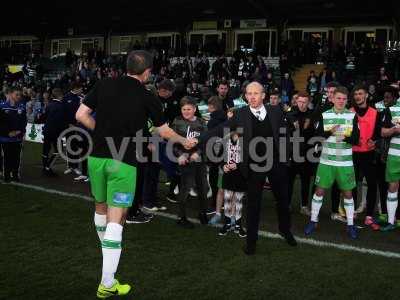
[94,213,107,242]
[311,194,323,222]
[387,192,398,225]
[101,222,123,288]
[344,198,355,226]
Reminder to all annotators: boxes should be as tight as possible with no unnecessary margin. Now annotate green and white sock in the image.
[94,213,107,242]
[343,198,354,226]
[311,194,323,222]
[387,192,398,225]
[101,222,123,288]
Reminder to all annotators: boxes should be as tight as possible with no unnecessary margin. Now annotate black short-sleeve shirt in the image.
[83,76,165,166]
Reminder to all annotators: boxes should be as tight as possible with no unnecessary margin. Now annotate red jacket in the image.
[351,107,377,152]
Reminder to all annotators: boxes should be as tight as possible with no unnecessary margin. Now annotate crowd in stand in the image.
[1,43,400,237]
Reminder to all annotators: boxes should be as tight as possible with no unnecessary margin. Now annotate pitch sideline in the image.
[7,182,400,259]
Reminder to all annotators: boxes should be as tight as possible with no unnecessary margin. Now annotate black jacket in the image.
[63,91,82,126]
[286,107,316,159]
[207,110,227,130]
[159,95,180,125]
[219,96,234,112]
[200,105,291,178]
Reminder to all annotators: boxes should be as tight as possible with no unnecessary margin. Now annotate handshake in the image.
[223,163,237,173]
[182,138,198,150]
[178,152,201,166]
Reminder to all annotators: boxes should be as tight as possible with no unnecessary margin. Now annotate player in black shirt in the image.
[76,50,195,298]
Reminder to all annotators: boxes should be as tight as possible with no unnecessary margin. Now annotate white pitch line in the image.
[8,182,400,259]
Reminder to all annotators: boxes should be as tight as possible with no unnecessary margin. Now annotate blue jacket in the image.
[0,101,27,143]
[43,99,68,138]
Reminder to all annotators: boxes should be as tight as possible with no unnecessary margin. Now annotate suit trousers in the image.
[246,163,291,248]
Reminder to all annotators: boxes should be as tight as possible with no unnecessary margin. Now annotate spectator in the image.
[63,82,85,177]
[281,72,295,104]
[157,79,179,124]
[218,131,247,237]
[207,96,227,225]
[307,75,319,98]
[216,80,234,111]
[26,90,41,123]
[42,88,67,177]
[171,97,209,228]
[0,87,26,182]
[367,84,380,105]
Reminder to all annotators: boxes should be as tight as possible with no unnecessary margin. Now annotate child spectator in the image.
[219,132,247,237]
[207,96,227,225]
[172,97,209,228]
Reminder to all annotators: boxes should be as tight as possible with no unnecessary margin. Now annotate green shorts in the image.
[386,155,400,183]
[88,156,137,208]
[315,163,356,191]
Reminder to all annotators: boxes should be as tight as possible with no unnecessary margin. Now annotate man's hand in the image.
[336,134,345,142]
[183,138,198,150]
[178,155,189,166]
[147,143,156,153]
[283,104,290,112]
[8,131,20,137]
[367,139,376,150]
[228,163,237,170]
[293,121,299,130]
[223,164,231,173]
[304,118,310,129]
[189,152,200,162]
[223,163,237,173]
[330,125,340,134]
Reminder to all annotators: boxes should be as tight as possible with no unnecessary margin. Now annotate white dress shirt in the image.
[250,105,267,121]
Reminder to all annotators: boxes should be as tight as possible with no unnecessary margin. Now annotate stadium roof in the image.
[2,0,398,37]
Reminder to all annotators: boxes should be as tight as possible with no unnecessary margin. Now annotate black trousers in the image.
[246,163,291,248]
[352,151,378,217]
[143,162,161,207]
[377,159,388,214]
[178,163,208,219]
[42,135,59,169]
[128,162,146,217]
[168,175,180,195]
[2,142,23,179]
[65,131,79,169]
[330,184,341,214]
[0,142,3,174]
[75,132,90,176]
[288,161,312,207]
[208,163,219,205]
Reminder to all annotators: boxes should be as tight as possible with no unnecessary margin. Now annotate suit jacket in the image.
[200,104,291,178]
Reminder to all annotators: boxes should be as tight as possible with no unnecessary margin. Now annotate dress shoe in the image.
[280,231,297,247]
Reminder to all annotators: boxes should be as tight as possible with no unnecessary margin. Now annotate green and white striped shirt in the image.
[388,102,400,158]
[375,101,385,113]
[320,108,355,167]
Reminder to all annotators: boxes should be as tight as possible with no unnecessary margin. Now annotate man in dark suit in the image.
[198,81,296,255]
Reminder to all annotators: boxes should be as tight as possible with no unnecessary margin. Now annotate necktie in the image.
[255,110,262,121]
